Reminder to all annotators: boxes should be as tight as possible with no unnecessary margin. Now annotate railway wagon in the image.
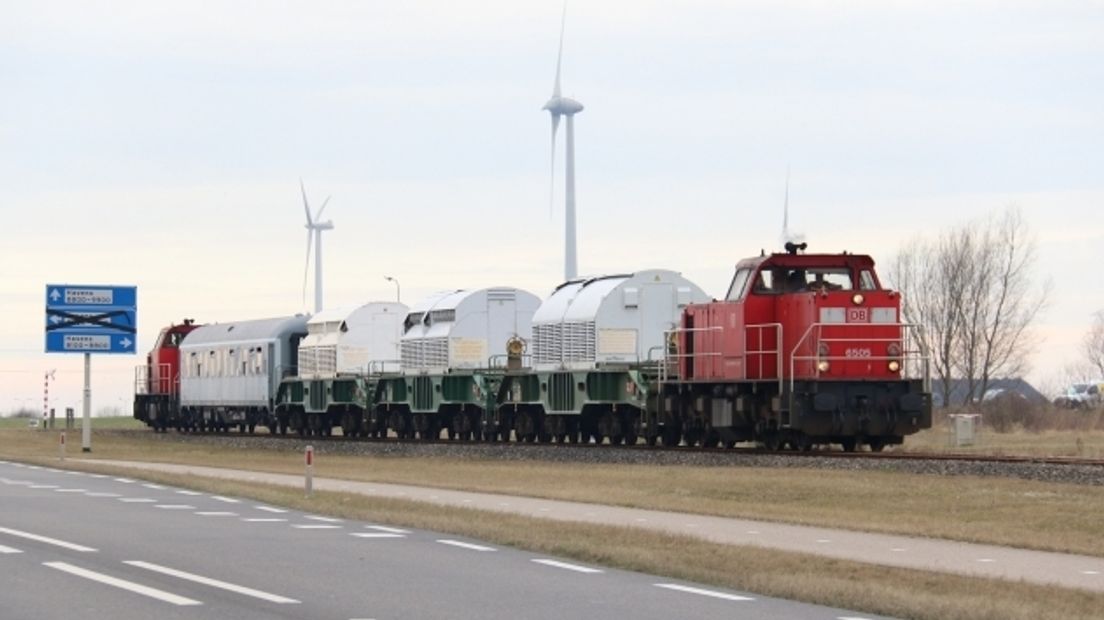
[665,244,931,451]
[274,302,407,436]
[499,269,709,444]
[177,314,308,433]
[376,287,541,440]
[133,320,201,431]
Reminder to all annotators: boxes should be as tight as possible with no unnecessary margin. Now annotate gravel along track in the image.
[105,430,1104,487]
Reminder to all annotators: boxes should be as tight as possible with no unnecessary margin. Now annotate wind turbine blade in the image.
[782,165,790,240]
[302,231,313,308]
[549,115,560,219]
[552,1,567,97]
[300,178,312,225]
[315,196,331,221]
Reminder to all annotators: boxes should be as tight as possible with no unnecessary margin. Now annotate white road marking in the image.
[125,561,300,604]
[118,498,157,503]
[255,506,288,513]
[55,488,87,493]
[746,530,760,535]
[142,483,166,490]
[88,474,108,479]
[292,524,342,529]
[243,518,288,523]
[351,533,405,539]
[30,485,59,489]
[816,539,832,544]
[114,478,135,483]
[436,539,495,552]
[196,512,237,517]
[155,505,196,510]
[85,492,121,498]
[0,544,23,554]
[977,558,996,563]
[461,499,473,504]
[305,515,342,523]
[891,548,907,552]
[210,496,240,504]
[532,559,603,574]
[175,490,202,496]
[45,562,201,606]
[366,525,409,534]
[1082,570,1100,575]
[655,583,754,601]
[0,526,97,552]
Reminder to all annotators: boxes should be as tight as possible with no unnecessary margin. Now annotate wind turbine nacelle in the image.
[543,96,584,115]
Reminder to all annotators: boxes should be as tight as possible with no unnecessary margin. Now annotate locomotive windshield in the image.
[730,262,883,297]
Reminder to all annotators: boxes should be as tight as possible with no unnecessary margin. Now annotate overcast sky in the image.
[2,1,1101,414]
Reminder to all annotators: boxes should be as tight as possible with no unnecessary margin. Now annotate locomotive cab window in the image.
[725,268,753,301]
[807,269,852,291]
[751,270,776,295]
[859,269,878,291]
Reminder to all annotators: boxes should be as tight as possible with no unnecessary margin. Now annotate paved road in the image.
[0,460,886,620]
[85,458,1104,593]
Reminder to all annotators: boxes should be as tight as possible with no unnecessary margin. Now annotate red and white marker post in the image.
[305,444,314,497]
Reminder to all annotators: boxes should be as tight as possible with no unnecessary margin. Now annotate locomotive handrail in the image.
[788,322,931,399]
[744,322,784,395]
[659,326,724,383]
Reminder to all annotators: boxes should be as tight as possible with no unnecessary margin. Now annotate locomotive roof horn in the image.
[784,241,808,255]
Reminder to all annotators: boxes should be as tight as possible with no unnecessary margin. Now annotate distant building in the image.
[930,378,1047,408]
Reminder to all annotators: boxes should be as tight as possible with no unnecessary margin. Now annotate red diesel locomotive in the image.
[132,319,201,432]
[663,243,931,451]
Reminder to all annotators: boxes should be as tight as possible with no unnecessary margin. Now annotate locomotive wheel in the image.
[868,437,886,452]
[645,434,658,447]
[840,438,858,452]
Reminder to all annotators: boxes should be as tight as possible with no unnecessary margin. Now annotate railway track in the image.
[111,429,1104,485]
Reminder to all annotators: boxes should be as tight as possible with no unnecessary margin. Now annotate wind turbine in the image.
[300,179,333,314]
[543,2,584,282]
[780,166,805,248]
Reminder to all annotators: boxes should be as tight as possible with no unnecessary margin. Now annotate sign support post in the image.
[82,353,92,452]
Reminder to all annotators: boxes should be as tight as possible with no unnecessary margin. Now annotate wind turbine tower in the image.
[543,3,584,282]
[300,180,333,314]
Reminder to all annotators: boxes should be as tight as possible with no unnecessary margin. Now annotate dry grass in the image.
[23,461,1104,620]
[4,426,1104,558]
[901,410,1104,457]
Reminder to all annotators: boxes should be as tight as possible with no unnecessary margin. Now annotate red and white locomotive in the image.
[132,319,201,432]
[664,243,931,451]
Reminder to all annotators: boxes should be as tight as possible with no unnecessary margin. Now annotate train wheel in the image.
[840,438,857,452]
[868,437,886,452]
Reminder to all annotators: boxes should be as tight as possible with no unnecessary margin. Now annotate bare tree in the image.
[1086,310,1104,378]
[889,205,1048,406]
[890,231,971,408]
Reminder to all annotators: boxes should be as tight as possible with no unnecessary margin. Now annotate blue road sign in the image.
[45,284,137,354]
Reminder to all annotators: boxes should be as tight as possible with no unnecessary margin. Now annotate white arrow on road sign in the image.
[120,338,133,349]
[50,289,61,302]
